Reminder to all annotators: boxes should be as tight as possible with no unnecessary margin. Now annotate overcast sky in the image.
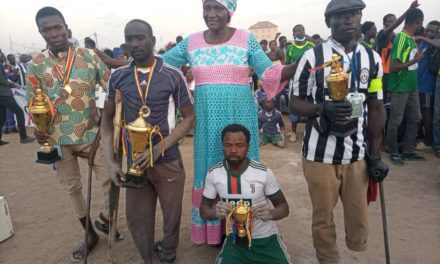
[0,0,438,54]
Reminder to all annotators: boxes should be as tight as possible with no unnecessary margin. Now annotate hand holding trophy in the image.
[122,106,164,188]
[29,89,61,164]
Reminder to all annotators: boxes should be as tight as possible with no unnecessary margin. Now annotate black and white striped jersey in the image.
[290,38,383,164]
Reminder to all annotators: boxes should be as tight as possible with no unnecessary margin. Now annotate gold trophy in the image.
[29,89,61,164]
[123,106,164,188]
[226,199,253,248]
[324,54,357,137]
[325,54,349,103]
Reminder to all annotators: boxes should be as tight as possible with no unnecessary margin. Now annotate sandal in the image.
[402,152,426,161]
[70,235,99,263]
[388,154,404,166]
[153,240,176,264]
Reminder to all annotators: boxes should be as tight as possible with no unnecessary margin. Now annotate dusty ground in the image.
[0,123,439,264]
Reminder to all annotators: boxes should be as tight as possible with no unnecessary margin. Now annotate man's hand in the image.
[107,160,125,186]
[367,156,389,182]
[215,201,233,219]
[410,0,419,9]
[34,130,49,145]
[413,51,424,63]
[253,204,273,222]
[323,100,353,123]
[132,144,162,171]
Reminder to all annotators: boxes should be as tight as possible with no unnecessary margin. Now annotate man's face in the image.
[124,22,156,63]
[223,132,249,168]
[384,15,396,29]
[425,24,439,40]
[203,0,230,31]
[327,9,362,44]
[7,55,15,65]
[279,36,287,47]
[293,25,305,39]
[367,25,377,38]
[260,42,267,51]
[37,15,68,51]
[269,41,277,51]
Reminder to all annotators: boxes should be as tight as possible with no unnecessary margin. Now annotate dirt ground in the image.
[0,123,439,264]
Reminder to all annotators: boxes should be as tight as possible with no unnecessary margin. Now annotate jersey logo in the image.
[250,183,255,194]
[360,68,369,84]
[222,198,252,207]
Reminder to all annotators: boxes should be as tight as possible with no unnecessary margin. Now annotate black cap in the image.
[325,0,366,18]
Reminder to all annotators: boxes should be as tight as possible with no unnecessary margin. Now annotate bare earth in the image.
[0,123,439,264]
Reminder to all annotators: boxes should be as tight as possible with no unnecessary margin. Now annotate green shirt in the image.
[388,32,418,93]
[26,47,110,145]
[285,41,315,64]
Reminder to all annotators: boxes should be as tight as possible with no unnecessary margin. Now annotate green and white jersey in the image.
[203,159,281,239]
[388,31,418,93]
[285,41,315,64]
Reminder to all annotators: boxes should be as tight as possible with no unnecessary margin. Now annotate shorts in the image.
[260,133,283,145]
[215,234,292,264]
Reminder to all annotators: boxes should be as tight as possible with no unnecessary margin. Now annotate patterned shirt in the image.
[26,47,110,145]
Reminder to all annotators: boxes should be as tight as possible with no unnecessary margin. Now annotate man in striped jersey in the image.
[200,124,291,264]
[290,0,389,263]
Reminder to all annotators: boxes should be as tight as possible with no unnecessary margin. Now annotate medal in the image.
[134,59,157,117]
[51,45,76,95]
[63,84,72,95]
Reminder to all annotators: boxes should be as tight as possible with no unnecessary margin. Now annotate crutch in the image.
[379,181,390,264]
[84,128,102,264]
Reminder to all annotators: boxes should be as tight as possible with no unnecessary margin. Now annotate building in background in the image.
[249,21,278,42]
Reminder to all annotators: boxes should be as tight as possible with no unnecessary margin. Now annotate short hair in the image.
[361,21,375,34]
[279,36,287,41]
[35,6,65,26]
[103,48,113,58]
[428,20,440,27]
[405,8,424,26]
[126,19,153,36]
[383,13,395,24]
[260,39,268,45]
[269,40,277,45]
[221,124,251,143]
[311,34,321,39]
[293,24,304,31]
[6,54,14,58]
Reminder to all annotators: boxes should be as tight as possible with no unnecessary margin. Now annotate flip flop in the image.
[94,220,124,241]
[70,235,99,263]
[388,154,404,166]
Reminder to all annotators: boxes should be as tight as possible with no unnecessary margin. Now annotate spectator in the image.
[258,98,285,148]
[361,21,377,49]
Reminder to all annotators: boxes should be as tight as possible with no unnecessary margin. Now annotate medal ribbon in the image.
[51,45,76,87]
[134,59,157,105]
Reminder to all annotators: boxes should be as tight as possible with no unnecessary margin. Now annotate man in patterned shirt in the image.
[26,7,115,262]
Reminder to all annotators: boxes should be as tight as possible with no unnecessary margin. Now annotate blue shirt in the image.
[258,109,284,135]
[107,57,193,163]
[417,42,436,94]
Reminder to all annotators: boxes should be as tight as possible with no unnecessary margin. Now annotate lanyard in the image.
[134,59,157,106]
[345,45,359,93]
[50,45,76,87]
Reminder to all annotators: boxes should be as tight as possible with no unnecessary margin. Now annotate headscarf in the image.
[202,0,237,17]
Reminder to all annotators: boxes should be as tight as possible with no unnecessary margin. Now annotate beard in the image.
[226,157,245,168]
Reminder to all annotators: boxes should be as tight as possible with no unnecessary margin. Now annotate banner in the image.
[12,85,34,127]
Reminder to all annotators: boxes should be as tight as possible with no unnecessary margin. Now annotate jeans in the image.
[386,92,422,154]
[0,95,27,140]
[3,109,16,129]
[433,76,440,151]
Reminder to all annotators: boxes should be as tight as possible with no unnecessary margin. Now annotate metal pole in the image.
[379,182,391,264]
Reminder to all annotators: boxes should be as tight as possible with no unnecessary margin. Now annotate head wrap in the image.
[202,0,237,17]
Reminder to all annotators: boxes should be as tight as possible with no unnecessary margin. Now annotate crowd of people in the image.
[0,0,439,263]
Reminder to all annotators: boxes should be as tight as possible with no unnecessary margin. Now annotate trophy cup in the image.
[123,106,164,188]
[29,89,61,164]
[226,199,253,248]
[324,54,357,137]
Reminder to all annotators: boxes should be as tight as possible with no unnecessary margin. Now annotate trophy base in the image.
[122,174,147,189]
[36,149,61,164]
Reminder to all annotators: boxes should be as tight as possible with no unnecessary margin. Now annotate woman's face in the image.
[203,0,230,31]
